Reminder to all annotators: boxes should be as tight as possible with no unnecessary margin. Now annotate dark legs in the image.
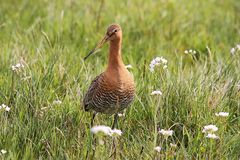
[91,112,118,129]
[86,112,97,159]
[91,112,97,126]
[111,113,118,129]
[109,114,119,158]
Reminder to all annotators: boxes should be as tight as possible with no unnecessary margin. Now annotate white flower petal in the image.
[151,90,162,95]
[53,100,62,105]
[5,107,10,112]
[90,125,122,137]
[118,113,125,117]
[236,44,240,50]
[215,112,229,117]
[1,149,7,154]
[159,129,173,136]
[202,125,218,133]
[230,48,235,55]
[154,146,162,152]
[206,133,219,139]
[170,143,177,148]
[110,129,122,136]
[91,125,112,136]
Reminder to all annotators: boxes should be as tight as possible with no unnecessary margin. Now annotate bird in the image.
[83,24,135,129]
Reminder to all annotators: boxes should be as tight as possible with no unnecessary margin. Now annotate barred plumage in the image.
[83,70,135,114]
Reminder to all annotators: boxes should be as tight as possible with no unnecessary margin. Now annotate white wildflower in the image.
[5,107,10,112]
[11,62,24,72]
[161,58,168,64]
[163,65,167,70]
[230,48,235,55]
[215,112,229,117]
[236,44,240,50]
[159,129,173,137]
[155,57,161,62]
[149,57,168,72]
[151,90,162,95]
[90,125,122,137]
[202,125,218,133]
[0,104,10,112]
[206,133,219,139]
[231,44,240,55]
[170,143,177,148]
[150,67,154,72]
[53,100,62,105]
[0,149,7,154]
[110,129,122,136]
[154,146,162,152]
[184,49,197,55]
[118,113,125,117]
[91,125,112,136]
[125,64,133,69]
[1,104,7,108]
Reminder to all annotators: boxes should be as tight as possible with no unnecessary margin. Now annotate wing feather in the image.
[83,73,103,111]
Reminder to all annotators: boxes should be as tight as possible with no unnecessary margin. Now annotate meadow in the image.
[0,0,240,159]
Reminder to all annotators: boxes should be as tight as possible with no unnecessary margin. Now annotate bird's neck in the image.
[107,39,124,70]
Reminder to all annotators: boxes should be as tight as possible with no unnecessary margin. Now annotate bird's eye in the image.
[113,29,118,33]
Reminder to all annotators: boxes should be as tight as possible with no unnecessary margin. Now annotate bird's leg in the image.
[85,112,97,159]
[112,96,119,129]
[111,113,118,129]
[109,113,119,158]
[91,112,97,126]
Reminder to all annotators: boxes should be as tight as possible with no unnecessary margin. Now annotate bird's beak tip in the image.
[84,35,108,61]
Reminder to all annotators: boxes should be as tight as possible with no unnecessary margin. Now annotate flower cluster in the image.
[91,125,122,137]
[184,49,197,55]
[215,112,229,117]
[170,143,177,148]
[159,129,173,137]
[118,113,125,117]
[154,129,175,152]
[202,125,218,133]
[202,124,219,140]
[0,149,7,155]
[230,44,240,55]
[206,133,219,139]
[149,57,168,72]
[53,100,62,105]
[154,146,162,152]
[11,62,24,72]
[151,90,163,96]
[0,104,10,112]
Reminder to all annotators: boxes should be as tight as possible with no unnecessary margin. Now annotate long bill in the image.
[84,34,109,60]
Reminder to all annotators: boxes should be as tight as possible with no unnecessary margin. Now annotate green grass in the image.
[0,0,240,159]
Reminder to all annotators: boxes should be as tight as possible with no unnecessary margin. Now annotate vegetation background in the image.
[0,0,240,159]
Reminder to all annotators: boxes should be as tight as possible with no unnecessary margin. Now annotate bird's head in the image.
[84,24,122,60]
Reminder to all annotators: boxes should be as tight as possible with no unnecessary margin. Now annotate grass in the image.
[0,0,240,159]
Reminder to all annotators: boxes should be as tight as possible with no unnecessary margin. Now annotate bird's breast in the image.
[91,69,135,114]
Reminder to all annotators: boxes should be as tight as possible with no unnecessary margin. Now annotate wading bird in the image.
[83,24,135,129]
